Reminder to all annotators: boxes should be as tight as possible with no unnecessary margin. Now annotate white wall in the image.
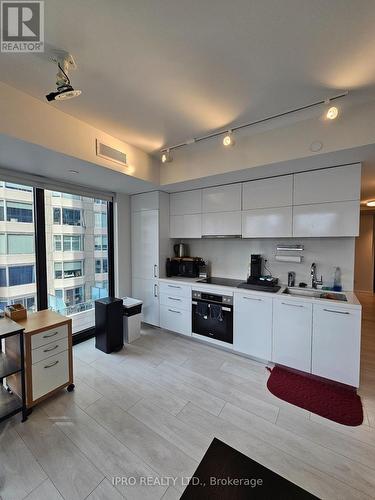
[354,213,374,292]
[114,193,132,297]
[181,237,356,290]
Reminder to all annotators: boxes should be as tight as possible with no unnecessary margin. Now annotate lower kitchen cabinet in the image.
[160,305,191,336]
[234,293,273,360]
[132,278,160,326]
[272,299,313,372]
[312,304,361,387]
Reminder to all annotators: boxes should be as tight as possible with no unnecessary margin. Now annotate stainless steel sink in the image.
[283,287,347,301]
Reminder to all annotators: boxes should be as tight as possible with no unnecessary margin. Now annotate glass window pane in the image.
[0,234,6,254]
[102,258,108,273]
[6,201,33,223]
[0,268,7,286]
[46,190,108,334]
[8,234,34,254]
[53,208,61,224]
[54,235,62,251]
[0,182,36,310]
[8,265,35,286]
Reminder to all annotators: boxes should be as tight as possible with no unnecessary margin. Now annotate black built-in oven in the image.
[192,290,233,344]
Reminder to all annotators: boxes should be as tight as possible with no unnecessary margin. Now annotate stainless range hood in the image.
[202,234,242,239]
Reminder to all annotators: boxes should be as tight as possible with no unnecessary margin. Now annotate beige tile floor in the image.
[0,296,375,500]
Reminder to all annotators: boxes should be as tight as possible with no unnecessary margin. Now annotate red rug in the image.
[267,366,363,426]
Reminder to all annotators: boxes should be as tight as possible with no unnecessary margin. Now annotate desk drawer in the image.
[32,350,69,401]
[32,336,69,364]
[160,305,191,336]
[31,324,68,350]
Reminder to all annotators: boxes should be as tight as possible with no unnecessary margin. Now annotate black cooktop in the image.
[197,276,281,293]
[197,277,243,287]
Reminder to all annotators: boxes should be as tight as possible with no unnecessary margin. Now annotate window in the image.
[94,235,107,251]
[5,183,32,192]
[0,268,6,286]
[54,260,84,279]
[53,208,82,226]
[95,258,108,274]
[6,201,33,223]
[46,189,110,333]
[95,212,107,228]
[65,286,84,306]
[8,265,35,286]
[8,234,34,254]
[0,234,6,254]
[0,201,4,221]
[63,208,82,226]
[10,296,35,310]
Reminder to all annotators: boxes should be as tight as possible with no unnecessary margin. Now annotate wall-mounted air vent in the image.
[96,139,127,167]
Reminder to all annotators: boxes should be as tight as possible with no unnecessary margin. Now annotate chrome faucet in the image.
[311,263,323,289]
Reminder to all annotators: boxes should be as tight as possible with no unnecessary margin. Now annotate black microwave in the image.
[166,257,203,278]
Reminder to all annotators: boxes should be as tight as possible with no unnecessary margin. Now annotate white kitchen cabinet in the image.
[293,164,361,205]
[170,214,202,239]
[131,192,169,327]
[234,293,273,360]
[202,211,242,237]
[132,278,160,326]
[202,184,241,213]
[160,305,191,336]
[242,206,292,238]
[132,209,159,279]
[170,190,202,215]
[242,175,293,210]
[293,201,359,237]
[272,299,313,372]
[131,191,160,212]
[312,304,361,387]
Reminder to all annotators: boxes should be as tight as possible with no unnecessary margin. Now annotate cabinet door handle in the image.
[243,296,262,301]
[281,302,304,308]
[168,309,181,314]
[43,344,59,353]
[43,331,59,338]
[44,360,59,369]
[168,284,181,289]
[323,309,350,315]
[154,264,158,278]
[168,297,182,301]
[154,284,158,298]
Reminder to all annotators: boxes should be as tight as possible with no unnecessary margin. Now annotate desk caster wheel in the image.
[67,384,75,392]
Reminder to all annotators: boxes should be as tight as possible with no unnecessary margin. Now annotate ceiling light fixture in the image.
[161,149,172,163]
[159,91,348,159]
[324,99,339,120]
[222,130,235,147]
[46,53,82,102]
[366,200,375,207]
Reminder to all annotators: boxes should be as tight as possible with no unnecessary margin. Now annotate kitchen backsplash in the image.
[177,237,355,290]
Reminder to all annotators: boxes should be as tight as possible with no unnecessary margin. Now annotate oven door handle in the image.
[192,301,198,305]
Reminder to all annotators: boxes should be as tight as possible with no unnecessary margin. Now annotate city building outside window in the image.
[8,265,35,286]
[6,201,33,223]
[53,207,83,226]
[54,235,83,252]
[54,260,84,279]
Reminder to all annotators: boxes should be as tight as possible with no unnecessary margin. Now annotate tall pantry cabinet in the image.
[131,192,170,326]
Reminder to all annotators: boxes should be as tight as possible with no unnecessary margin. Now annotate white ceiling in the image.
[1,0,375,154]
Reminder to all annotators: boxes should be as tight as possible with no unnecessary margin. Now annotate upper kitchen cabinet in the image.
[202,184,241,213]
[242,175,293,210]
[242,206,293,238]
[131,191,161,212]
[293,201,360,237]
[202,211,242,237]
[170,190,202,215]
[293,164,361,205]
[170,214,202,239]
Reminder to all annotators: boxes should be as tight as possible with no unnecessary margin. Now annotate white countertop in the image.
[158,277,361,309]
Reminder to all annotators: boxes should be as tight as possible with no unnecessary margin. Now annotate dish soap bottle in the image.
[333,266,342,292]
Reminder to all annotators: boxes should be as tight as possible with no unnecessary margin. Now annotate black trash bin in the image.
[95,297,123,353]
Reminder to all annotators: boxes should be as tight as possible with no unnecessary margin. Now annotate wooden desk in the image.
[8,310,74,408]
